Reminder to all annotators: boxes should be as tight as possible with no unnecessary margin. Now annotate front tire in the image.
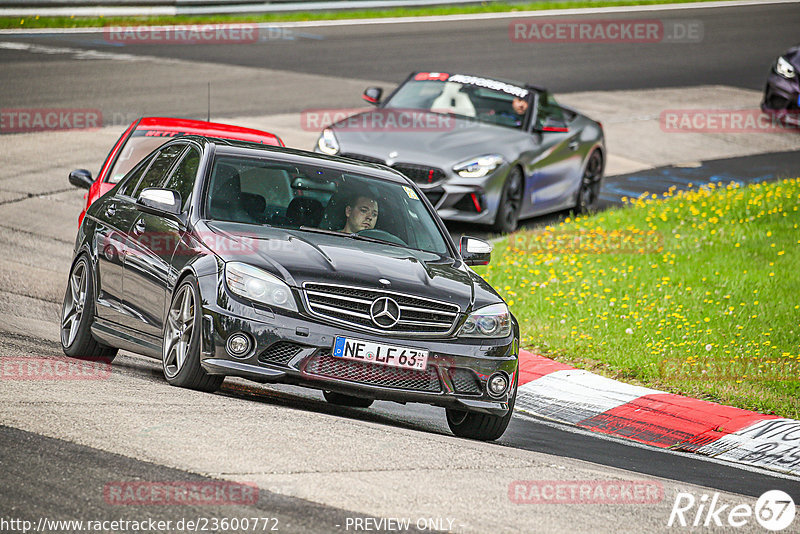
[446,381,516,441]
[491,166,523,234]
[576,150,604,214]
[323,391,374,408]
[61,255,118,361]
[162,275,223,393]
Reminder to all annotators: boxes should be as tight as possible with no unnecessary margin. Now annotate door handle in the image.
[133,218,146,236]
[105,203,116,217]
[568,141,580,151]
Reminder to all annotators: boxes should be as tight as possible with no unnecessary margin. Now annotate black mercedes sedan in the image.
[61,136,519,441]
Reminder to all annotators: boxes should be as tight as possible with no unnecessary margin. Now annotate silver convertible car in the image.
[316,71,606,233]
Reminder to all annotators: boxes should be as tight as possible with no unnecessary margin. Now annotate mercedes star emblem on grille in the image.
[370,297,401,328]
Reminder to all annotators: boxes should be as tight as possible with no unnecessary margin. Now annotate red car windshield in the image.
[106,132,174,184]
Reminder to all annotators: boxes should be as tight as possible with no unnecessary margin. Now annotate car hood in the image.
[204,221,479,311]
[331,108,530,165]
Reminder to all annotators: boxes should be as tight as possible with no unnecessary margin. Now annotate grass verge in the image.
[475,178,800,419]
[2,0,730,29]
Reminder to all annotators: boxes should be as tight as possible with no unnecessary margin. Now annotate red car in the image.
[69,117,284,225]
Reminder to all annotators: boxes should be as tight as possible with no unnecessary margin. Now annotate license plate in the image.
[332,337,429,371]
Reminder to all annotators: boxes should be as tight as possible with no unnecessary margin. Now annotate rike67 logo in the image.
[668,490,796,531]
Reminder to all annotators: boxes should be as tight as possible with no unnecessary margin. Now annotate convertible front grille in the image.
[305,352,441,392]
[393,163,446,186]
[303,283,459,335]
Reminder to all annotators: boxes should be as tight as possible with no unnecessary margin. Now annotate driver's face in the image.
[512,97,528,116]
[344,197,379,233]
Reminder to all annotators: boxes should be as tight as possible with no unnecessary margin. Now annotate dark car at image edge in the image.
[61,136,520,441]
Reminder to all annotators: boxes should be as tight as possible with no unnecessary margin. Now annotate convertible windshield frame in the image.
[382,73,533,131]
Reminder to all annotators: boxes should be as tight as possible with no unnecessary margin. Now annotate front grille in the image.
[449,368,482,394]
[258,341,304,366]
[423,190,444,207]
[393,163,446,186]
[305,353,441,392]
[341,153,385,165]
[303,283,459,336]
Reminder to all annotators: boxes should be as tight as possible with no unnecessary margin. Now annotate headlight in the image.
[224,262,297,312]
[459,303,511,338]
[453,154,504,178]
[775,56,796,79]
[317,128,340,155]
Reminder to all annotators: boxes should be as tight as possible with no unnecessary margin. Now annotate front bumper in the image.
[761,72,800,126]
[334,150,510,225]
[197,283,518,416]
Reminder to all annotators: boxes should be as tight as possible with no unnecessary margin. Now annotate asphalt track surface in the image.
[2,2,800,532]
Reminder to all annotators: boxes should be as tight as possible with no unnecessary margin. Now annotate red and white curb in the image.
[515,351,800,477]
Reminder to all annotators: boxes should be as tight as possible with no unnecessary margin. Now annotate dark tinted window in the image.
[162,146,200,211]
[132,143,186,198]
[117,154,155,198]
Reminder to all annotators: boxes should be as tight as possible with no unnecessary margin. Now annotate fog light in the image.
[487,373,509,397]
[227,333,251,358]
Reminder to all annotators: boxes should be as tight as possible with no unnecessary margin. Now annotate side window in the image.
[131,143,186,199]
[535,94,567,130]
[162,146,200,211]
[117,154,155,198]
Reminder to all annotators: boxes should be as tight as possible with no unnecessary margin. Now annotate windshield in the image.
[105,130,174,184]
[204,155,451,255]
[384,73,531,130]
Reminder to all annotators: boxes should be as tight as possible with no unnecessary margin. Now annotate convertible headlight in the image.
[775,56,796,79]
[459,303,511,338]
[453,154,505,178]
[317,128,340,155]
[224,262,297,312]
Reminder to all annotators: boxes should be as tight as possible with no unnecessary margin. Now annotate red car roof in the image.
[134,117,284,146]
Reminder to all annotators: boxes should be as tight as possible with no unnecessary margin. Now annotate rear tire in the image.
[491,166,523,234]
[60,255,118,361]
[162,275,223,393]
[446,381,516,441]
[323,391,374,408]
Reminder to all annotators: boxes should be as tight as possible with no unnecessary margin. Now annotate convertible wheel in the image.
[60,255,118,361]
[491,166,523,234]
[162,275,223,392]
[577,150,604,214]
[445,381,516,441]
[323,391,374,408]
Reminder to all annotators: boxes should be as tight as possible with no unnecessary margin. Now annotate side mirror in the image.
[136,188,182,217]
[460,236,492,266]
[362,87,383,106]
[69,169,94,190]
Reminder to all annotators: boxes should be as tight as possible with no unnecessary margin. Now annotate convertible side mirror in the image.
[362,87,383,106]
[460,236,492,266]
[69,169,94,190]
